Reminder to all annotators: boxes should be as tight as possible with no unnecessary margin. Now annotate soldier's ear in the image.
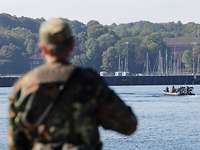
[39,43,51,56]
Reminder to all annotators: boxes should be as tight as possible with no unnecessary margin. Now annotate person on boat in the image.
[172,86,176,93]
[186,86,189,94]
[178,87,185,95]
[8,18,137,150]
[186,86,194,95]
[165,87,169,92]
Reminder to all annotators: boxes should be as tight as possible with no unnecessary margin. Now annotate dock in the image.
[0,75,200,87]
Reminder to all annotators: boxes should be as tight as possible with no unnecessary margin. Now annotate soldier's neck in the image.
[45,55,69,64]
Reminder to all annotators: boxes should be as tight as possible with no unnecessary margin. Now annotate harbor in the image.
[0,74,200,87]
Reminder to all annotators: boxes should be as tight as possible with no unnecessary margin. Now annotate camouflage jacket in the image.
[8,61,137,150]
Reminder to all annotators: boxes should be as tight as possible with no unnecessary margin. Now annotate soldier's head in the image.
[39,18,74,62]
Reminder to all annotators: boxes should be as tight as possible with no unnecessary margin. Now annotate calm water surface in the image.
[1,86,200,150]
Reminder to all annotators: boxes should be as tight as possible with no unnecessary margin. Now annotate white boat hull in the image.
[163,91,180,96]
[163,91,195,96]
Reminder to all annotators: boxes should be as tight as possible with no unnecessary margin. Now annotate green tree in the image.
[102,47,118,72]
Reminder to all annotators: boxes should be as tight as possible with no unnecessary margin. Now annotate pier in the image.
[0,75,200,87]
[104,75,200,86]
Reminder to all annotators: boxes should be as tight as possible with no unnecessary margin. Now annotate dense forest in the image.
[0,13,200,74]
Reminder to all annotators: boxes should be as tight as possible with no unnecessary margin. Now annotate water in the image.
[0,88,10,150]
[1,86,200,150]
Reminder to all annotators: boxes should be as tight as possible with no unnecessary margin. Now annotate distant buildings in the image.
[164,37,200,52]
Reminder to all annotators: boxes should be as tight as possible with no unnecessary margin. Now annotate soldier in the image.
[172,85,176,93]
[165,87,169,92]
[8,18,137,150]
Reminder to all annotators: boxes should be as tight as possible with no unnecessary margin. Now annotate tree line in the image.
[0,13,200,74]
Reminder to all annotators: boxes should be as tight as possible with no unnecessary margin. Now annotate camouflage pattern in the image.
[8,61,137,150]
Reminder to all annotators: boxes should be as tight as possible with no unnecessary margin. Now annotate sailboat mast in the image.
[173,48,176,75]
[165,48,168,75]
[118,54,121,72]
[124,57,128,72]
[176,57,180,75]
[126,51,129,72]
[197,55,200,74]
[158,50,163,75]
[192,50,195,75]
[146,52,149,75]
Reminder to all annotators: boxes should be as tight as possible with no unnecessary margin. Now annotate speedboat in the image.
[163,86,195,96]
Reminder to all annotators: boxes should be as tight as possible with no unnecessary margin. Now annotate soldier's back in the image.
[10,61,104,150]
[9,61,137,150]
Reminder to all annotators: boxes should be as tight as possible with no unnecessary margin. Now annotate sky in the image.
[0,0,200,25]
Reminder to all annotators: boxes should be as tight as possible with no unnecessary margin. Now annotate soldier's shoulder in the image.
[24,63,76,84]
[23,64,47,82]
[12,64,46,89]
[9,65,43,98]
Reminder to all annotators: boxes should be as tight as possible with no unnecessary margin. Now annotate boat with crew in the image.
[163,86,195,96]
